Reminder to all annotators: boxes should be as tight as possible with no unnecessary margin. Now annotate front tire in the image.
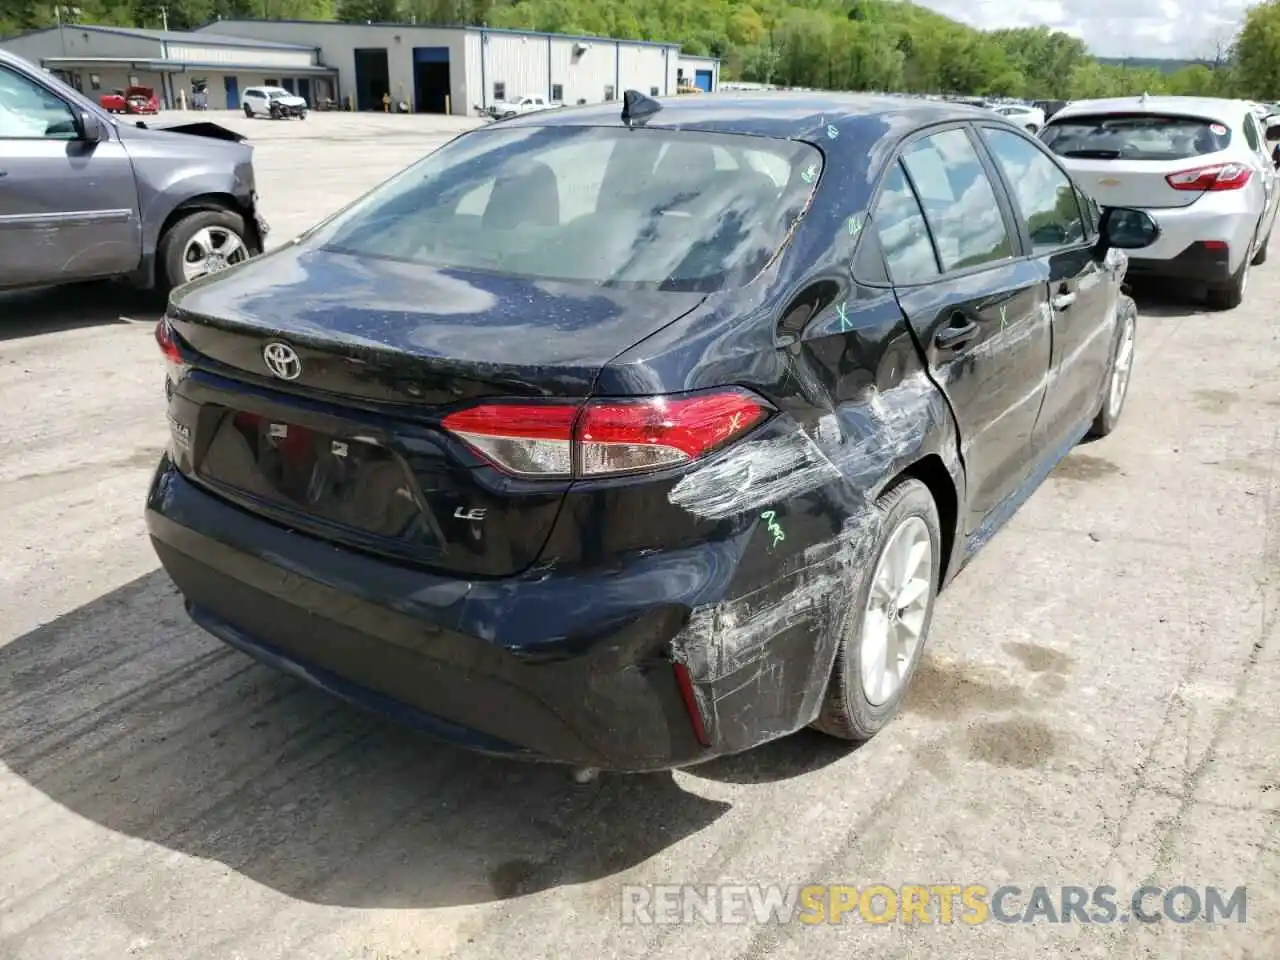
[1088,296,1137,438]
[812,478,942,742]
[157,208,251,293]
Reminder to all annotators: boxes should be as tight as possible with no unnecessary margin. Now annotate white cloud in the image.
[914,0,1248,59]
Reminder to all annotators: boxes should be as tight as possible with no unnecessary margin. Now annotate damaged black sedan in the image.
[146,91,1159,771]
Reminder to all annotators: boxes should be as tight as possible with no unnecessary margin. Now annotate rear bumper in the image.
[1125,240,1236,284]
[145,458,829,771]
[1119,200,1258,277]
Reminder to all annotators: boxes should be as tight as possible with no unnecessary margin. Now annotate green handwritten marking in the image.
[761,510,786,548]
[836,302,852,331]
[827,123,839,139]
[800,163,818,184]
[999,303,1008,331]
[847,214,862,236]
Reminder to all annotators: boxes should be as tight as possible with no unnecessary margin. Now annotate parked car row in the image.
[2,54,1270,772]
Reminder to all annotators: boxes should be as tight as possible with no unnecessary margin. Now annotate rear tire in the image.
[1206,257,1249,310]
[243,104,253,118]
[812,478,942,742]
[1088,297,1137,438]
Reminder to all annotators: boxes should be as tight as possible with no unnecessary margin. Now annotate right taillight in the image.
[1166,162,1252,191]
[441,389,772,479]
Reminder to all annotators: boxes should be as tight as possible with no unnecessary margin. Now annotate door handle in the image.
[1052,292,1076,309]
[935,316,979,350]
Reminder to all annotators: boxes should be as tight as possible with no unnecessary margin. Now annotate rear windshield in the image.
[1040,113,1232,160]
[315,125,821,292]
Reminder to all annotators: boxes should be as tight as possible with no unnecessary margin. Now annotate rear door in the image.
[977,124,1115,454]
[0,63,140,288]
[873,125,1053,535]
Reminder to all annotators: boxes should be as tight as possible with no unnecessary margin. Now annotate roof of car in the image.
[496,91,993,140]
[1050,96,1254,125]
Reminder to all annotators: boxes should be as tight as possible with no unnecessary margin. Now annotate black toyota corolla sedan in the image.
[146,91,1159,772]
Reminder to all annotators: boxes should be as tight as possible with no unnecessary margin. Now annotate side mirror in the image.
[1098,207,1160,251]
[78,110,104,142]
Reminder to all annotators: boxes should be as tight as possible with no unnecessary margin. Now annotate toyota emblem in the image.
[262,342,302,380]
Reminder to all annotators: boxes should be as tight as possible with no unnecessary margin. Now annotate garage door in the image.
[694,70,712,92]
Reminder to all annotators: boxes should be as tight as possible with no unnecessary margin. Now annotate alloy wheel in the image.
[860,515,933,707]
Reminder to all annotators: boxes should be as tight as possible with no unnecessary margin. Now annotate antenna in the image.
[621,89,662,127]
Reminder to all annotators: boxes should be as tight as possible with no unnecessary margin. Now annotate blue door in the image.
[223,75,239,109]
[694,70,713,92]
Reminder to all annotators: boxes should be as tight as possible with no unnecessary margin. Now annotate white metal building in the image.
[0,24,337,110]
[194,19,718,115]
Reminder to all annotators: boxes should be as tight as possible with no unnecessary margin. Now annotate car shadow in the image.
[0,283,163,343]
[0,570,731,907]
[1124,279,1211,319]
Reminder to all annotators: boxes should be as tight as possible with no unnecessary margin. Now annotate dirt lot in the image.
[1,111,1276,960]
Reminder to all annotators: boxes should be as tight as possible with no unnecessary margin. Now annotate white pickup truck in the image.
[483,95,555,121]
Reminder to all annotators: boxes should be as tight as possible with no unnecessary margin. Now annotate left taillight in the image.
[441,389,772,480]
[155,318,187,386]
[1166,162,1253,191]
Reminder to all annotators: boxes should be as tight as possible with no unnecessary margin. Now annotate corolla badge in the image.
[262,342,302,380]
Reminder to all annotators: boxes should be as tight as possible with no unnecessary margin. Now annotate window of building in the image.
[900,129,1014,272]
[551,83,563,102]
[980,127,1085,253]
[88,73,100,90]
[650,86,659,96]
[872,161,939,284]
[265,78,278,87]
[604,85,615,101]
[493,81,505,100]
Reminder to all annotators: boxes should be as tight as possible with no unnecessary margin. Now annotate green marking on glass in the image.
[800,163,817,184]
[836,302,852,331]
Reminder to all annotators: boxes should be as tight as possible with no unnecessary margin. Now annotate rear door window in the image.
[900,128,1015,272]
[1040,113,1232,160]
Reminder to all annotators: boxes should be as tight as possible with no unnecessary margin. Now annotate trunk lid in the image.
[1053,155,1234,209]
[164,244,706,577]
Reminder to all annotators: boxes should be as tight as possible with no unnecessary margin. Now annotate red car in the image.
[99,85,159,114]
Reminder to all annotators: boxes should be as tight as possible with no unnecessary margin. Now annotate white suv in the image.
[242,86,307,120]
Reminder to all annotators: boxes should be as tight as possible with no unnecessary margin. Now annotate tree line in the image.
[7,0,1280,103]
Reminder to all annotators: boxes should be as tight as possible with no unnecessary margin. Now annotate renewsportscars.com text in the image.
[620,884,1247,925]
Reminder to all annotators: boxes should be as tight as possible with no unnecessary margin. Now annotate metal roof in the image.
[9,23,316,51]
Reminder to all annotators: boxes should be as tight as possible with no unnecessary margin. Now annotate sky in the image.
[914,0,1250,60]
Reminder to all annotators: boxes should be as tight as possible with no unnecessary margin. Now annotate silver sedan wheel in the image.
[182,226,248,282]
[1108,309,1135,420]
[860,515,933,707]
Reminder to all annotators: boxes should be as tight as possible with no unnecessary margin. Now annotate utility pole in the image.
[161,7,169,30]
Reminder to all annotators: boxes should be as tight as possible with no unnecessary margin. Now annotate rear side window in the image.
[1244,113,1261,151]
[318,126,821,292]
[900,128,1014,272]
[1041,113,1232,160]
[872,162,938,284]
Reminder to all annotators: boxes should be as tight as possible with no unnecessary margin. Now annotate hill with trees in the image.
[3,0,1272,101]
